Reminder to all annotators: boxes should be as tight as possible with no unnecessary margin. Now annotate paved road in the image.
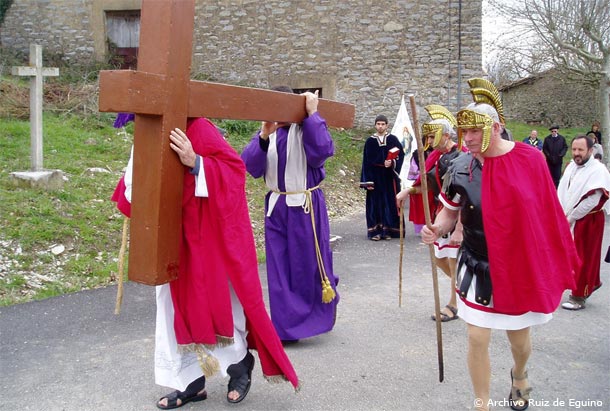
[1,213,609,411]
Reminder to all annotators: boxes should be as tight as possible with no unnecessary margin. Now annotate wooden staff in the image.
[114,217,129,315]
[408,94,444,382]
[398,204,404,307]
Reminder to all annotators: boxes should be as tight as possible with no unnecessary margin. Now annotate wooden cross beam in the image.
[12,44,59,171]
[99,0,355,285]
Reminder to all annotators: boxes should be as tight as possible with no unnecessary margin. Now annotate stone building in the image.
[499,69,599,128]
[1,0,483,127]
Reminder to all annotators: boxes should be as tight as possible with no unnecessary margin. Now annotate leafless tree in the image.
[489,0,610,164]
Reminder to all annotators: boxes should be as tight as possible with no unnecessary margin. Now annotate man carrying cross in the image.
[101,1,353,407]
[112,115,299,409]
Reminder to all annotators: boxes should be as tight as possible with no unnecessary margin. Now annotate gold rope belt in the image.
[272,185,336,303]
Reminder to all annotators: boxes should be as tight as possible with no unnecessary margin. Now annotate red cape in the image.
[111,118,298,388]
[482,143,579,314]
[408,150,441,224]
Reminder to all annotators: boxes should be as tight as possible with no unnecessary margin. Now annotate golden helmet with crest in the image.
[456,78,505,153]
[422,104,457,150]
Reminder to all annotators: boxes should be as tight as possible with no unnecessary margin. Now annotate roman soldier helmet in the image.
[422,104,457,150]
[457,78,505,153]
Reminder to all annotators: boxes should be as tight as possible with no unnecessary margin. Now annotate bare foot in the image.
[227,389,240,402]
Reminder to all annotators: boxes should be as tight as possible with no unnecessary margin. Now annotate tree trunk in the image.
[601,54,610,168]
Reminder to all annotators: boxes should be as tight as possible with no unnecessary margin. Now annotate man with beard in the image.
[558,135,610,310]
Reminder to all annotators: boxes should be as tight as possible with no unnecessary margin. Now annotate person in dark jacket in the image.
[542,125,568,187]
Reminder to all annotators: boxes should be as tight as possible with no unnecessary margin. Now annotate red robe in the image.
[482,143,579,314]
[111,118,298,388]
[408,150,440,225]
[571,190,608,298]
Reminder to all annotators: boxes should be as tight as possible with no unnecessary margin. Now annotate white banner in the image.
[390,95,417,188]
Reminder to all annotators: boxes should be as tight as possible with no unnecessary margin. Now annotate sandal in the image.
[157,376,207,410]
[509,368,532,411]
[431,305,459,322]
[561,297,585,311]
[227,351,255,404]
[370,234,381,241]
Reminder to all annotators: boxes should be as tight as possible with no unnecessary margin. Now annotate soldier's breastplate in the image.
[426,147,462,198]
[451,160,487,258]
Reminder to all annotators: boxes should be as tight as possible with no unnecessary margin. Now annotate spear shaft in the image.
[408,94,444,382]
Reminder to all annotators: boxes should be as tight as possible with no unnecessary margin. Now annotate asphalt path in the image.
[1,212,608,411]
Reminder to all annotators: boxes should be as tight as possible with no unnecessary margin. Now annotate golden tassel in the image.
[274,186,336,304]
[197,351,220,377]
[321,277,336,303]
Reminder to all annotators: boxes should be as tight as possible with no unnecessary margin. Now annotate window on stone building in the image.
[293,88,323,98]
[106,10,141,69]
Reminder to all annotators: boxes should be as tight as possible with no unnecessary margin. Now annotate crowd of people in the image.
[110,79,608,411]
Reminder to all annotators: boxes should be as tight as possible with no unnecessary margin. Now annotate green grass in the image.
[506,120,589,168]
[506,120,589,143]
[0,112,132,305]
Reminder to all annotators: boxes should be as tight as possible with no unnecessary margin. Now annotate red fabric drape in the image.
[482,143,579,314]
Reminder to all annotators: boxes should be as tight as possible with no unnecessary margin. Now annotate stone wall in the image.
[500,71,599,128]
[1,0,483,127]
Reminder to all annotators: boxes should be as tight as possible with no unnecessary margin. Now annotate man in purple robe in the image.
[241,86,339,343]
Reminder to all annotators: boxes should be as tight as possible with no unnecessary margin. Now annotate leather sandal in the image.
[157,376,207,410]
[227,351,255,403]
[509,368,532,411]
[431,305,459,322]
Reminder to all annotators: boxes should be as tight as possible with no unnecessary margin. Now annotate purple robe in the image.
[241,112,339,340]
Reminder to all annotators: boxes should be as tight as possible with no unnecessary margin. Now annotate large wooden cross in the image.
[99,0,355,285]
[12,44,59,171]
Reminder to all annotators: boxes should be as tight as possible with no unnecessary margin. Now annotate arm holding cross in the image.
[259,90,320,140]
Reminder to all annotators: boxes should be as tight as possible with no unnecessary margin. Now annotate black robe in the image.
[360,133,404,238]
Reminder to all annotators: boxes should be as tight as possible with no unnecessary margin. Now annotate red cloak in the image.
[408,150,441,225]
[481,143,579,314]
[571,190,608,298]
